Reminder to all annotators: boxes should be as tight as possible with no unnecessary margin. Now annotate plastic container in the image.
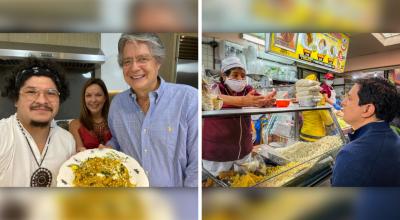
[275,99,291,107]
[298,96,320,107]
[276,91,289,99]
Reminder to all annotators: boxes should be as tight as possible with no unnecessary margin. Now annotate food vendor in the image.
[332,77,400,186]
[299,74,334,142]
[202,56,276,176]
[321,72,341,110]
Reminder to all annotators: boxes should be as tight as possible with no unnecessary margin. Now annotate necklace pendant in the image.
[31,167,52,187]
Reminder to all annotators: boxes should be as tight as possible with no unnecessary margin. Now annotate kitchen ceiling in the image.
[347,33,400,58]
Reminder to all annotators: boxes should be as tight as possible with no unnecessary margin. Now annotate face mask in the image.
[326,80,334,86]
[225,78,247,93]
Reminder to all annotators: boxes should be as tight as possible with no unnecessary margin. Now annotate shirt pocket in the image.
[149,124,179,159]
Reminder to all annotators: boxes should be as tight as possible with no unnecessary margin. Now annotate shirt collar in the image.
[129,77,166,104]
[13,113,56,136]
[348,121,389,141]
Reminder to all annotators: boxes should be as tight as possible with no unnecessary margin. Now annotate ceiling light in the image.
[241,33,265,46]
[372,33,400,46]
[381,33,400,38]
[82,72,91,79]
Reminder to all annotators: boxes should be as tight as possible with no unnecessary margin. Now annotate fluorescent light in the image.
[82,72,91,78]
[241,33,265,46]
[177,62,197,72]
[372,33,400,46]
[382,33,400,38]
[262,52,295,65]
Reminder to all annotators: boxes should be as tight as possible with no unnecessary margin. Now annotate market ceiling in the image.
[347,33,400,58]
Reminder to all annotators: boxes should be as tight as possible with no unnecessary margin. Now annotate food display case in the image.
[202,104,348,187]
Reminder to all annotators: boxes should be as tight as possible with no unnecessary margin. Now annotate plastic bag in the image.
[234,153,265,173]
[298,95,321,107]
[296,90,320,98]
[257,145,290,165]
[202,79,223,111]
[296,85,321,92]
[295,79,320,87]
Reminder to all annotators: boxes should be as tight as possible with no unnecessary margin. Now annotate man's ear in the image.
[361,103,376,118]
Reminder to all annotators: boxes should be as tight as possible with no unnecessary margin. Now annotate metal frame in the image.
[202,104,331,118]
[202,104,348,187]
[0,41,105,63]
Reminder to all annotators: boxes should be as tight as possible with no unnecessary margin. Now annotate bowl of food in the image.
[275,99,291,107]
[57,148,149,187]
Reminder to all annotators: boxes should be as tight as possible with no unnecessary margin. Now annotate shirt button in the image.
[145,171,149,175]
[143,128,147,133]
[144,149,148,153]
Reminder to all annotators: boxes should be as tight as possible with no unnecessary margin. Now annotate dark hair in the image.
[1,58,69,103]
[355,77,400,122]
[79,78,110,131]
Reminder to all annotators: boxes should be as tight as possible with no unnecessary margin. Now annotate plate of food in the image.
[57,148,149,187]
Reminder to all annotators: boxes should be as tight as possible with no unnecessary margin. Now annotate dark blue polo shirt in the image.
[332,122,400,186]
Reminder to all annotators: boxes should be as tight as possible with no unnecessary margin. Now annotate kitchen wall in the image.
[203,33,248,71]
[0,33,100,48]
[345,49,400,72]
[0,33,180,92]
[202,36,217,70]
[158,33,179,83]
[100,33,129,92]
[0,33,101,120]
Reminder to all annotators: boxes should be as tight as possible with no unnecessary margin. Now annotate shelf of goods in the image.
[202,104,348,187]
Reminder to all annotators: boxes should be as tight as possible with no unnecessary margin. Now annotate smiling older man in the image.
[106,33,198,187]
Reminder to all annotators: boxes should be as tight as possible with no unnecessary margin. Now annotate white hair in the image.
[117,33,165,67]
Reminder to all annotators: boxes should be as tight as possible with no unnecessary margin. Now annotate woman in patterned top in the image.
[69,78,112,152]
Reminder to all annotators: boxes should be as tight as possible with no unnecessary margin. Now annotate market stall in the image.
[202,104,347,187]
[202,32,351,187]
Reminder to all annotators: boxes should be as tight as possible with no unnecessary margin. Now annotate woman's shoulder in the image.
[69,119,81,130]
[244,85,254,93]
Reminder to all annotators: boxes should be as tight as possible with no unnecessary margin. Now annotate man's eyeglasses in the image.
[20,88,60,101]
[122,55,153,67]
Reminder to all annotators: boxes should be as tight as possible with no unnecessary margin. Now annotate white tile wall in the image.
[202,37,216,70]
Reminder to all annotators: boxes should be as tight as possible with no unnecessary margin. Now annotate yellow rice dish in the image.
[71,157,135,187]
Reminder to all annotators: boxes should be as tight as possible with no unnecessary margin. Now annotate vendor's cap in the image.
[221,56,246,74]
[325,72,335,80]
[305,74,318,81]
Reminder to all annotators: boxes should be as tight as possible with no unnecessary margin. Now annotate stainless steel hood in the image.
[0,41,105,65]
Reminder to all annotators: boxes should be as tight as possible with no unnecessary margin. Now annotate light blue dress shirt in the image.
[107,78,198,187]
